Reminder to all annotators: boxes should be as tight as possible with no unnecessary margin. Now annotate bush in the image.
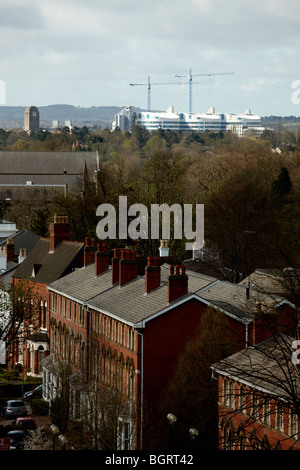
[0,370,19,382]
[31,398,49,416]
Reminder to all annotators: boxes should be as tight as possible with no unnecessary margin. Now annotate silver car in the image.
[2,400,27,419]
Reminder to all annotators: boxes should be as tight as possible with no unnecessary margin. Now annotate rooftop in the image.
[211,335,299,400]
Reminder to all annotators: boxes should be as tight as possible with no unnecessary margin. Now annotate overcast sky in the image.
[1,0,300,116]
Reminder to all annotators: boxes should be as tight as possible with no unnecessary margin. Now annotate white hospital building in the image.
[112,106,264,137]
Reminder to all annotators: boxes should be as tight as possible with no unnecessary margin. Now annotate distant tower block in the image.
[24,105,40,132]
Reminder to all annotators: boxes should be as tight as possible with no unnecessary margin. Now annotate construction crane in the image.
[175,68,235,113]
[129,76,187,112]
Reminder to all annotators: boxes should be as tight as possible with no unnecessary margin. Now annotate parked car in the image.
[23,384,43,401]
[6,430,28,450]
[10,417,37,432]
[1,400,27,419]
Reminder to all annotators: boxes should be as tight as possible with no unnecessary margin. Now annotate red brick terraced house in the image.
[10,215,85,376]
[42,240,296,450]
[211,335,300,450]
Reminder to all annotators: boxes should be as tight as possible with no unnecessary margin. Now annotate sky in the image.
[1,0,300,116]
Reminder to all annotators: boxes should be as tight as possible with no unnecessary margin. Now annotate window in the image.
[109,319,113,339]
[118,420,132,450]
[262,397,270,425]
[276,403,284,432]
[239,385,246,413]
[228,381,235,409]
[121,325,125,346]
[252,392,259,419]
[290,409,298,438]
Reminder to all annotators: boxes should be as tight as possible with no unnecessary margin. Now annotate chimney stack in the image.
[18,248,27,264]
[0,246,7,271]
[95,240,110,276]
[6,238,15,263]
[112,248,121,284]
[49,215,71,252]
[168,264,188,303]
[84,237,97,267]
[119,249,138,287]
[145,256,161,294]
[159,239,169,257]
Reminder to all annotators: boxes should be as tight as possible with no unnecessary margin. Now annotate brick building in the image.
[211,335,300,450]
[42,239,296,449]
[11,215,84,375]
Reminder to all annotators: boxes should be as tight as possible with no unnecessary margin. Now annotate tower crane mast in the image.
[129,76,185,112]
[175,68,235,113]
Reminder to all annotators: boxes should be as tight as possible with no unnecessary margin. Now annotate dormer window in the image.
[31,264,42,278]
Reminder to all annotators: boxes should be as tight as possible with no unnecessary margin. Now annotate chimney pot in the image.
[49,214,71,252]
[168,264,188,303]
[119,249,138,286]
[95,243,110,276]
[147,256,153,266]
[112,248,121,284]
[145,259,161,294]
[84,235,97,267]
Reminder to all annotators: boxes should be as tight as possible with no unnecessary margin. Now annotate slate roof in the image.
[13,238,84,284]
[240,268,300,299]
[49,262,114,303]
[197,280,286,324]
[47,261,293,327]
[211,335,299,399]
[0,151,98,188]
[48,263,220,326]
[0,229,40,257]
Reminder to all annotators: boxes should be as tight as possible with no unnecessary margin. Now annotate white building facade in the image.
[113,106,263,137]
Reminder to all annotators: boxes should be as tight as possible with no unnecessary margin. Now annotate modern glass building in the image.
[113,106,263,137]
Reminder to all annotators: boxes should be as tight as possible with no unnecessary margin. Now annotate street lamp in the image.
[189,428,199,444]
[50,424,59,450]
[167,413,177,424]
[58,434,68,450]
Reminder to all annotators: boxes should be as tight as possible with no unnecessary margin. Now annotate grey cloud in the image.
[0,4,44,30]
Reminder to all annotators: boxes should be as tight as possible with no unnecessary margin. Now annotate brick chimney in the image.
[84,237,97,267]
[168,264,188,303]
[112,248,121,284]
[119,249,138,287]
[6,238,15,263]
[95,240,110,276]
[145,256,161,294]
[49,215,71,252]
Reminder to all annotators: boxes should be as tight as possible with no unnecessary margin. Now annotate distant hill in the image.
[0,104,126,128]
[0,105,299,130]
[261,115,300,130]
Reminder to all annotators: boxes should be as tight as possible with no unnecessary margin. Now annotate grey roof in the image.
[49,262,114,303]
[211,335,299,399]
[0,261,18,289]
[240,268,300,299]
[47,261,293,327]
[13,238,84,284]
[48,263,219,325]
[197,280,285,324]
[0,151,98,187]
[0,230,40,257]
